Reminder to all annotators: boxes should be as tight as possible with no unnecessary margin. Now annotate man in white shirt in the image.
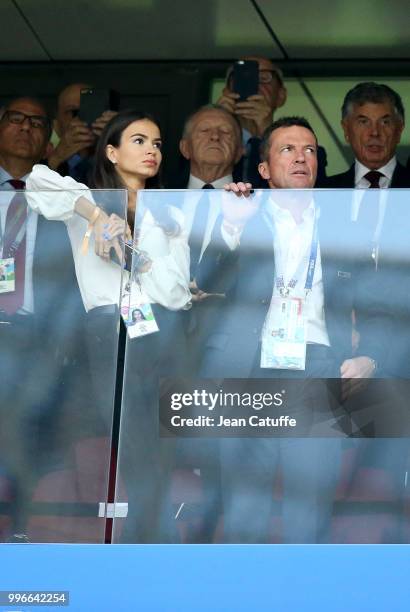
[196,117,378,543]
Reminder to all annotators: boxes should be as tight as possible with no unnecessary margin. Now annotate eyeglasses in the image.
[2,110,50,130]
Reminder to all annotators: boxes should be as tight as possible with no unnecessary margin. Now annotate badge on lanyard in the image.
[0,257,15,294]
[0,257,16,293]
[260,209,318,371]
[261,296,307,370]
[121,281,159,339]
[0,198,26,294]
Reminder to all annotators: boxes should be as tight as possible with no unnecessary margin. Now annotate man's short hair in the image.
[260,116,317,162]
[182,103,242,140]
[341,82,405,122]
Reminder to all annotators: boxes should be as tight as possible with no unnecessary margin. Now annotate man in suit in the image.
[322,82,410,526]
[322,82,409,191]
[196,116,378,543]
[0,97,84,539]
[174,104,244,541]
[178,104,245,284]
[179,105,243,185]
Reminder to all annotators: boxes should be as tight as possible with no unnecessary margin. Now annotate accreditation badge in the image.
[121,283,159,339]
[260,297,306,370]
[0,258,15,294]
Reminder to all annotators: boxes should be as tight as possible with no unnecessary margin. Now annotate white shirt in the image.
[182,174,233,260]
[26,165,191,313]
[351,157,396,242]
[0,167,37,313]
[263,197,330,347]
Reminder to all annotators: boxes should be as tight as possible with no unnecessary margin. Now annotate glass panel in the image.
[113,189,192,544]
[0,187,127,543]
[114,188,410,544]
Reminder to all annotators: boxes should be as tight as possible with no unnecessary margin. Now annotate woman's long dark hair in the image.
[91,109,179,235]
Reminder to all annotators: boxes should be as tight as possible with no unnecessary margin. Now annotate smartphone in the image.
[231,60,259,101]
[79,88,120,125]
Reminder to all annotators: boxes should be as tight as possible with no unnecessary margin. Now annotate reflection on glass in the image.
[2,184,409,544]
[116,188,410,544]
[0,185,126,543]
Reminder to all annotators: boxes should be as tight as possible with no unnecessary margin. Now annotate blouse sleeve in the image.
[26,164,93,221]
[137,206,192,311]
[25,164,124,313]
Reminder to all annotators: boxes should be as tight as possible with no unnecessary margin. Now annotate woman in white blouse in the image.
[27,111,191,312]
[27,110,191,543]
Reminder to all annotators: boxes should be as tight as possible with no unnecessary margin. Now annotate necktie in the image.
[364,170,383,189]
[357,172,385,269]
[189,183,214,279]
[0,179,27,314]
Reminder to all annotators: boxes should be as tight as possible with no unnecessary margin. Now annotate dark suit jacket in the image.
[167,152,266,190]
[0,211,86,418]
[33,215,85,358]
[319,161,410,188]
[55,155,94,186]
[370,194,410,377]
[317,161,410,376]
[196,193,379,378]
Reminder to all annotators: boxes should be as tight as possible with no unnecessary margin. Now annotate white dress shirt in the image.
[263,197,330,347]
[26,164,191,313]
[0,167,37,313]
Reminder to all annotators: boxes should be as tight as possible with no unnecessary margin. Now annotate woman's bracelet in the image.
[81,207,102,255]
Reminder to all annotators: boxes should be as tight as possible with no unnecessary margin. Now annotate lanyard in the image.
[0,200,27,259]
[273,209,319,298]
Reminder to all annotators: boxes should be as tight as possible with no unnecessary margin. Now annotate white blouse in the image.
[26,164,191,313]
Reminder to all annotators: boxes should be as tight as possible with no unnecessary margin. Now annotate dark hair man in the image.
[323,83,410,509]
[196,116,379,543]
[323,82,409,193]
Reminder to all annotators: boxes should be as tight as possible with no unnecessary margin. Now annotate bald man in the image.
[217,55,327,186]
[216,56,287,188]
[48,82,116,183]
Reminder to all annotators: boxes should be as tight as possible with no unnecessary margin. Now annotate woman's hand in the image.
[105,213,132,241]
[93,211,130,263]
